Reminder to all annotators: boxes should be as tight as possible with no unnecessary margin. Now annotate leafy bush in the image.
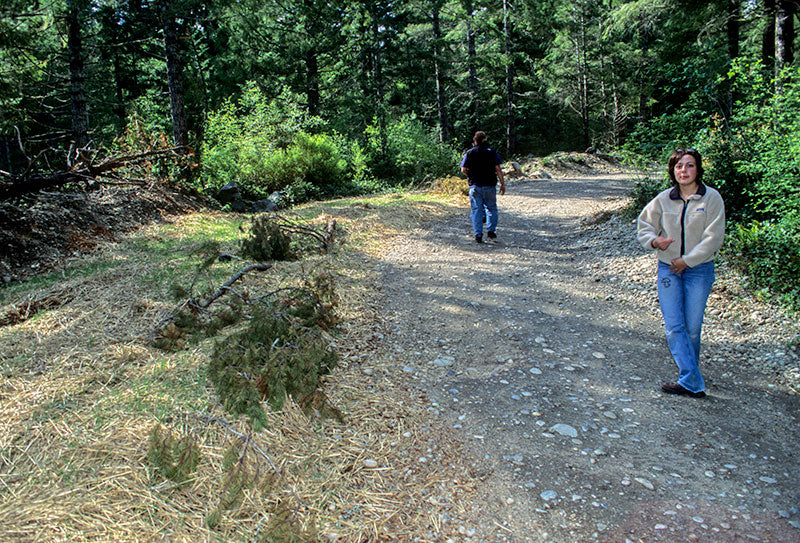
[726,217,800,311]
[202,87,459,201]
[202,83,349,199]
[281,179,323,206]
[622,176,669,219]
[725,63,800,222]
[287,132,348,188]
[364,114,459,185]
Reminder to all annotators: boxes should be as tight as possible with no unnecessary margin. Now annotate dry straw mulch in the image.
[1,190,481,542]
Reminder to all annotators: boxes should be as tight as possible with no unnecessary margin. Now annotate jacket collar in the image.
[669,182,706,200]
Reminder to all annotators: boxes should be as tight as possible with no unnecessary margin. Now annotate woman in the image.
[637,148,725,398]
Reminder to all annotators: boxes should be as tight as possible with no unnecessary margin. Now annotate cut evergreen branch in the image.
[207,283,339,427]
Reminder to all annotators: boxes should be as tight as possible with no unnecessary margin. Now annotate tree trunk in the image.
[1,137,11,176]
[432,2,449,143]
[578,10,590,149]
[503,0,516,156]
[112,51,126,125]
[305,50,320,116]
[775,0,796,91]
[67,0,89,148]
[598,18,609,145]
[163,6,188,149]
[724,0,740,118]
[727,0,740,61]
[637,11,652,123]
[762,0,775,75]
[304,0,320,116]
[612,80,622,148]
[372,17,387,154]
[776,0,796,69]
[609,58,624,148]
[464,0,479,132]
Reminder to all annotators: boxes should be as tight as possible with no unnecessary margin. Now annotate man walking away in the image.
[460,131,506,243]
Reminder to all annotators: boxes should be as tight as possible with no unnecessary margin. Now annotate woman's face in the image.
[673,154,699,189]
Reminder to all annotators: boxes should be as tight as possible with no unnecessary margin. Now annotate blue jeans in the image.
[469,185,498,237]
[657,260,715,393]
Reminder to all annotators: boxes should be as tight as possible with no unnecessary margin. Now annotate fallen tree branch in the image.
[190,263,273,310]
[0,146,190,201]
[268,215,336,252]
[155,262,272,336]
[324,218,336,251]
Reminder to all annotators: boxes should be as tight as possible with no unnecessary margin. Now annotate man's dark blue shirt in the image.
[461,145,502,187]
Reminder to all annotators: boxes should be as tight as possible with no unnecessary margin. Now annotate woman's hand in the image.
[669,257,688,274]
[651,236,674,251]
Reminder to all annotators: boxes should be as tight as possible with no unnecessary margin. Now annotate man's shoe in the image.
[487,231,497,239]
[475,235,483,243]
[661,382,706,398]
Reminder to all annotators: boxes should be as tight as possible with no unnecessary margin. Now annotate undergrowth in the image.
[146,424,201,485]
[620,176,669,219]
[726,219,800,312]
[207,273,339,429]
[433,175,469,196]
[241,215,296,262]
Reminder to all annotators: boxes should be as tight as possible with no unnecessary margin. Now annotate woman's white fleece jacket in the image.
[637,184,726,268]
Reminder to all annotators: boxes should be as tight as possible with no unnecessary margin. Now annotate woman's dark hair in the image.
[473,131,488,147]
[668,148,704,186]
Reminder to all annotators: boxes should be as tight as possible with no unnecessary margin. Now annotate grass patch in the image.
[0,259,121,304]
[106,352,211,418]
[0,188,479,542]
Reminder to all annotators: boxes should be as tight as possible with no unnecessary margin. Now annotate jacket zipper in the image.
[680,199,688,256]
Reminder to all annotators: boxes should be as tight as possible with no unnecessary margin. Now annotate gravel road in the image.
[374,174,800,542]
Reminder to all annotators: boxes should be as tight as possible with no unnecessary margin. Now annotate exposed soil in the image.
[0,185,208,284]
[372,173,800,541]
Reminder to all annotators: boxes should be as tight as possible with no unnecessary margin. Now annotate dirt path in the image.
[374,174,800,542]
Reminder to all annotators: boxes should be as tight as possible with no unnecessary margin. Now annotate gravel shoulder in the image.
[374,174,800,542]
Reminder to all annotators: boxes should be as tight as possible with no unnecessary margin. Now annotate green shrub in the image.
[281,179,322,205]
[726,63,800,222]
[201,87,460,201]
[364,114,459,185]
[240,215,296,262]
[622,176,669,219]
[287,132,348,189]
[201,83,335,199]
[726,217,800,310]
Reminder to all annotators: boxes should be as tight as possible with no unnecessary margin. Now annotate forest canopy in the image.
[1,0,794,167]
[1,0,799,304]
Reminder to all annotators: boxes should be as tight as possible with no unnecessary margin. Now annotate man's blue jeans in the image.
[469,185,498,237]
[657,260,715,393]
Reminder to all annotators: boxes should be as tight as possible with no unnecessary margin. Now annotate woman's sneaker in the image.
[661,382,706,398]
